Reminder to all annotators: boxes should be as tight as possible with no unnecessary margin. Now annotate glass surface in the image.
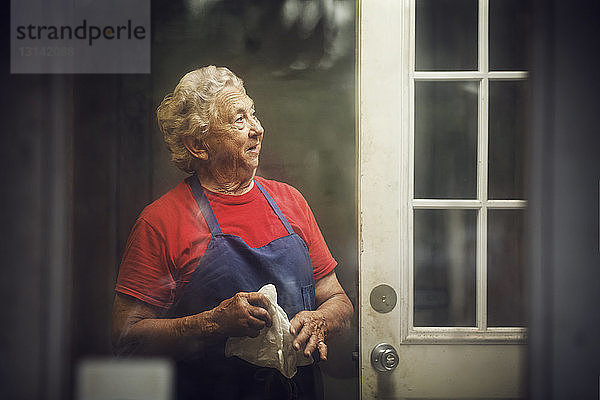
[489,80,527,199]
[488,210,526,326]
[414,209,477,327]
[416,0,478,71]
[415,81,478,199]
[64,2,358,399]
[490,0,529,70]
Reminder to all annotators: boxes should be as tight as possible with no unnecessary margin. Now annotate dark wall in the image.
[70,74,154,360]
[0,71,155,399]
[1,73,49,400]
[529,1,600,399]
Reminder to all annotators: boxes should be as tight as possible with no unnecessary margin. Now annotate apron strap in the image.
[186,175,223,235]
[254,181,295,235]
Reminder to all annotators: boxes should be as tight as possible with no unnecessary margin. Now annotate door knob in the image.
[370,343,399,372]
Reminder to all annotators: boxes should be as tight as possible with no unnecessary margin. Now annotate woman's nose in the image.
[250,117,264,136]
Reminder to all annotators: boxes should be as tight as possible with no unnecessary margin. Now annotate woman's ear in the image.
[183,136,209,160]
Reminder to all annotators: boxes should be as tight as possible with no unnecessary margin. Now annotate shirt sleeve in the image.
[287,186,338,280]
[305,207,338,280]
[115,218,176,309]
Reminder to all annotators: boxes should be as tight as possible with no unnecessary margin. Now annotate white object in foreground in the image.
[225,284,313,378]
[76,358,173,400]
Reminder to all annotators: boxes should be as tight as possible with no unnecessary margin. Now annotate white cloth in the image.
[225,284,313,378]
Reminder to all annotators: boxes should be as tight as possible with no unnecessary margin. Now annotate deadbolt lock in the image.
[370,343,399,372]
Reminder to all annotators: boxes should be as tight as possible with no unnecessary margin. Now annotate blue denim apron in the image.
[171,175,322,400]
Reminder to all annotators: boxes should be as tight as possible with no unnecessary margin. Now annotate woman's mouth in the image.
[246,144,260,154]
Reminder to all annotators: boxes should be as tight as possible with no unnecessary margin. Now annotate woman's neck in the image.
[195,169,256,195]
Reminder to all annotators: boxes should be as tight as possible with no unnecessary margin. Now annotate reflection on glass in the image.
[415,81,478,199]
[489,80,527,199]
[488,210,526,326]
[489,0,529,70]
[416,0,478,71]
[414,209,477,327]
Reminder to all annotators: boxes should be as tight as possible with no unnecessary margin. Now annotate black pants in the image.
[177,357,324,400]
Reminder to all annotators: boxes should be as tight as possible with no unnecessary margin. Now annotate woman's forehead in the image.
[215,87,254,113]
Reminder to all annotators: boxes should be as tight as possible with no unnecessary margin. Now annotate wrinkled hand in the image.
[210,292,272,338]
[289,310,328,360]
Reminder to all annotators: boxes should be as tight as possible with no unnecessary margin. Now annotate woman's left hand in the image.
[289,310,329,360]
[289,272,354,362]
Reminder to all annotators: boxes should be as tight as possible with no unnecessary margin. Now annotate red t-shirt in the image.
[115,176,337,309]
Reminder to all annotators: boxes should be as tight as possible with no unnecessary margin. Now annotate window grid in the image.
[404,0,527,342]
[478,0,490,331]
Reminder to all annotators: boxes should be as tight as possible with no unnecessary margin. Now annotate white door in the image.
[359,1,528,398]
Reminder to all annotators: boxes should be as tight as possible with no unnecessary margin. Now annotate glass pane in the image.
[416,0,478,71]
[490,0,529,70]
[488,209,526,326]
[414,209,477,327]
[415,81,478,199]
[489,80,527,199]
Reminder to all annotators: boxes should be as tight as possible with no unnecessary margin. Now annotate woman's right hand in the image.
[111,292,272,357]
[207,292,273,338]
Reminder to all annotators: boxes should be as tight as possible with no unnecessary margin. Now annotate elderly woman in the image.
[111,66,353,400]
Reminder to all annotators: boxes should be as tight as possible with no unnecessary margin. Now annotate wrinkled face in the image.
[205,86,264,181]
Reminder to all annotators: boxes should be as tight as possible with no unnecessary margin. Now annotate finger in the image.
[304,331,321,357]
[289,312,308,336]
[245,292,271,310]
[246,327,261,338]
[317,341,328,361]
[246,314,268,331]
[249,305,272,327]
[292,323,312,351]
